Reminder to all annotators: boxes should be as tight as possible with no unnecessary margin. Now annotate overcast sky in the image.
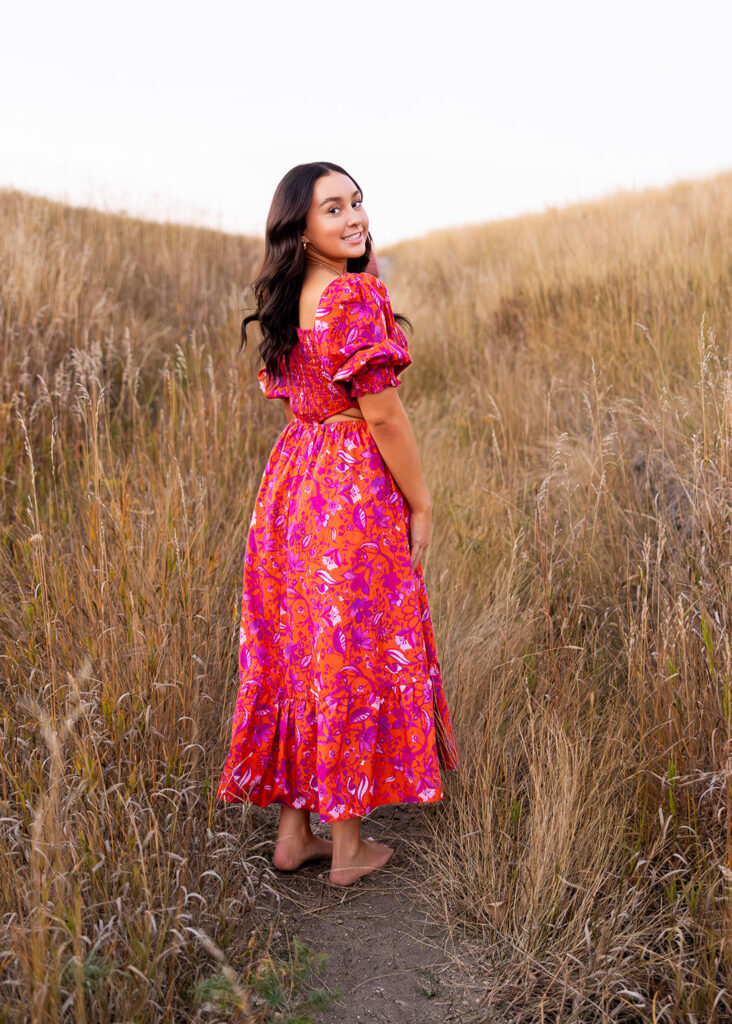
[1,0,730,246]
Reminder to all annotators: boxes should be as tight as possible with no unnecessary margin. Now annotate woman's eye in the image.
[328,200,363,214]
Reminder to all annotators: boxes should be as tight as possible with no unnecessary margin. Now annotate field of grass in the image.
[1,171,731,1021]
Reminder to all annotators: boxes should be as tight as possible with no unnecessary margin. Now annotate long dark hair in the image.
[239,161,412,381]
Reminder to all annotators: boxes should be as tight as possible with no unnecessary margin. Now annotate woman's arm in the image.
[357,388,431,569]
[356,389,431,514]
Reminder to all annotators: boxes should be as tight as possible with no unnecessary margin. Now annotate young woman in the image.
[217,161,460,887]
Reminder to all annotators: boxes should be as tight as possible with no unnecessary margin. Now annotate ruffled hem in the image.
[217,674,459,823]
[217,785,447,821]
[330,341,411,394]
[347,365,404,398]
[325,274,412,396]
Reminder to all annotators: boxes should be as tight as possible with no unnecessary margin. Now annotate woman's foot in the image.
[329,837,394,887]
[273,807,333,871]
[273,832,333,871]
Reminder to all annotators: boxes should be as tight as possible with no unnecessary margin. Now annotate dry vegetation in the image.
[387,171,732,1021]
[1,171,731,1021]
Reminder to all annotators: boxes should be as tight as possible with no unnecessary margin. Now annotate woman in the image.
[217,161,460,887]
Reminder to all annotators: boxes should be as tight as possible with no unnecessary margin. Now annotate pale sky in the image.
[1,0,730,246]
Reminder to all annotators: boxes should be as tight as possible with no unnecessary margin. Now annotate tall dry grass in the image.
[385,170,732,1021]
[0,189,330,1022]
[1,170,731,1020]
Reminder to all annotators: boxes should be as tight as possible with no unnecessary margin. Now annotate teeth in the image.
[343,232,362,240]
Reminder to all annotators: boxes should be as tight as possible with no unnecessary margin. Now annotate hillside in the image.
[1,171,731,1020]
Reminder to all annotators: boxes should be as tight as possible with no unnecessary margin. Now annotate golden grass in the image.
[385,169,732,1020]
[0,189,313,1021]
[1,170,731,1020]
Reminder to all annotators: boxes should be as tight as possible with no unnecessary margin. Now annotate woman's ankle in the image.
[278,806,313,841]
[331,816,362,857]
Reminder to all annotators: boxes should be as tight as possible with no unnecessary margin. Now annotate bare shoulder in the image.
[300,270,336,302]
[299,271,344,330]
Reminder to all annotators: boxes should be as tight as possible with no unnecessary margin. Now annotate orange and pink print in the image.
[217,273,459,822]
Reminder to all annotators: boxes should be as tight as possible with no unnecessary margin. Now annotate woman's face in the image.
[303,171,369,262]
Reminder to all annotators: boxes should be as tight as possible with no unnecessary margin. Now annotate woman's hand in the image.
[408,505,432,571]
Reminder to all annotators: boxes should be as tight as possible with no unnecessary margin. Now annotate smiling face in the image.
[302,171,369,266]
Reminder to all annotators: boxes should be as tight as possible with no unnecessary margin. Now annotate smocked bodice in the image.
[258,272,411,423]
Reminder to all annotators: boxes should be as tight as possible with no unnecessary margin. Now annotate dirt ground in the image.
[246,800,487,1023]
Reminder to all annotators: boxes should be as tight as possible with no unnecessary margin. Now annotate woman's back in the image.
[258,272,412,424]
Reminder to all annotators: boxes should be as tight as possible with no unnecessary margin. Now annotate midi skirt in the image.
[216,417,460,822]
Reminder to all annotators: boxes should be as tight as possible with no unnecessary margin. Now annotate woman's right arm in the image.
[357,388,432,570]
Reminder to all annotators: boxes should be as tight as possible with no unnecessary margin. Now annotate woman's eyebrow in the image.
[319,190,362,207]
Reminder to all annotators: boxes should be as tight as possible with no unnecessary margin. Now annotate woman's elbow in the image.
[356,388,404,428]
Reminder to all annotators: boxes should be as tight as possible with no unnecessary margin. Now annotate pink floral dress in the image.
[217,272,459,822]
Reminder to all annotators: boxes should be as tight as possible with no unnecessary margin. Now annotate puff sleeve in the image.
[323,274,412,397]
[257,363,289,400]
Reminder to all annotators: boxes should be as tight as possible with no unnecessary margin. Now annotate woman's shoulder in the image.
[299,271,383,329]
[306,272,389,334]
[345,271,388,296]
[322,272,391,318]
[325,271,388,302]
[322,271,411,386]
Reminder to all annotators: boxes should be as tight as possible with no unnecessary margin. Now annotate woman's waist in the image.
[291,402,365,425]
[320,409,365,424]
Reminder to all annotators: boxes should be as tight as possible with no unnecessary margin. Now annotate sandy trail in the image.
[249,801,485,1023]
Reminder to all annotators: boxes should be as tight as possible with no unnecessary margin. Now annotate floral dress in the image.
[216,271,460,822]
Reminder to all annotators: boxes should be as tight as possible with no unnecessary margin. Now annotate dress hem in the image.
[216,780,448,823]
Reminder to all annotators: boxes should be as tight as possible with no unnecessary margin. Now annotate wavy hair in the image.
[239,161,412,381]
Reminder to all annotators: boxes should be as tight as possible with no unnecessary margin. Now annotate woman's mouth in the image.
[342,230,363,244]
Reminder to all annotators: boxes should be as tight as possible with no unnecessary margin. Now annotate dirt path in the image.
[248,801,486,1023]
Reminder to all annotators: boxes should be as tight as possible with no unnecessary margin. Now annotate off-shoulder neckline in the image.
[295,271,382,335]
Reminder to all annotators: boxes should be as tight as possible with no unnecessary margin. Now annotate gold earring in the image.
[302,240,307,249]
